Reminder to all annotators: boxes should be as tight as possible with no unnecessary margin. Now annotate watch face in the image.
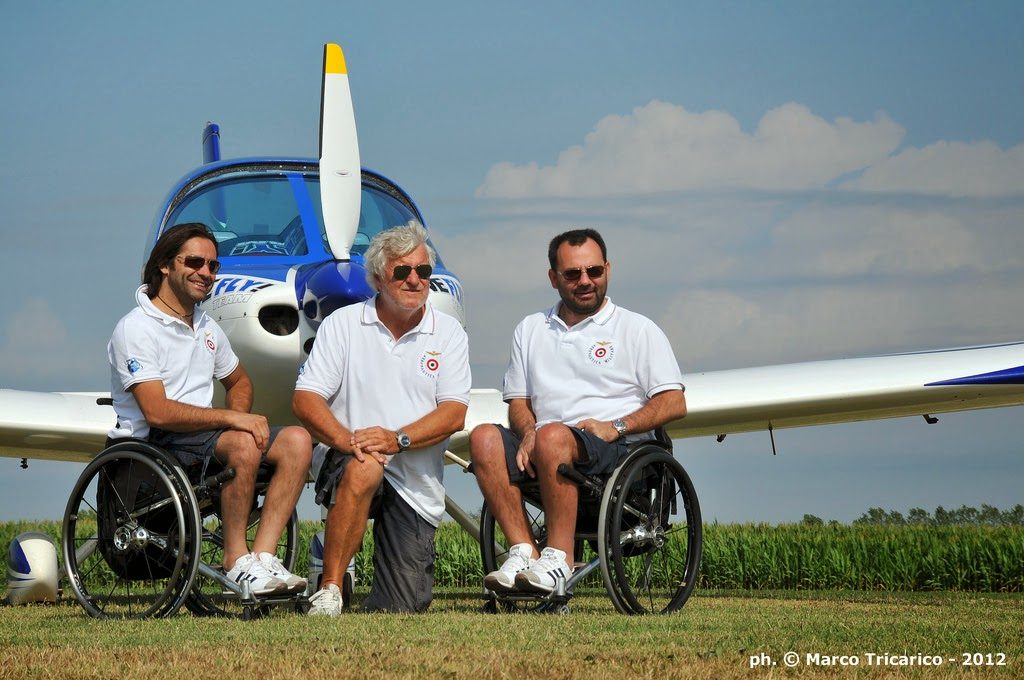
[398,433,412,449]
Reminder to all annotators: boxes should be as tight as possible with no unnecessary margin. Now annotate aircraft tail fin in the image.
[318,43,361,261]
[202,122,221,164]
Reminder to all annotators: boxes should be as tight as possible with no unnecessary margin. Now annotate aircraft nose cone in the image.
[297,260,374,329]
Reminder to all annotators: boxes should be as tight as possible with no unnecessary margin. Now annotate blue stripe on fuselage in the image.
[926,365,1024,386]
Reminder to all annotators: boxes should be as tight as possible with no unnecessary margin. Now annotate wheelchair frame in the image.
[61,440,304,619]
[477,431,702,615]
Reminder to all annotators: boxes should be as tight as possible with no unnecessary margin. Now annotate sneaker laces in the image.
[501,543,533,572]
[532,547,570,574]
[309,583,342,611]
[258,552,290,577]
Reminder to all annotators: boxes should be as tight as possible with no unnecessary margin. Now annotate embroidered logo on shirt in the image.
[587,341,615,366]
[126,358,142,374]
[204,330,216,353]
[419,351,442,377]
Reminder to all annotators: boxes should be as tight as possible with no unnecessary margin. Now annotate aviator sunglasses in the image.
[393,264,433,281]
[176,254,221,275]
[560,265,605,282]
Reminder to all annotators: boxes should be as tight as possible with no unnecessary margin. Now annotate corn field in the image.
[4,519,1021,593]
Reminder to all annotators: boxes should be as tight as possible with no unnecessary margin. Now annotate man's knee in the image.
[215,431,261,475]
[469,424,504,466]
[533,423,577,467]
[268,426,312,471]
[339,458,384,496]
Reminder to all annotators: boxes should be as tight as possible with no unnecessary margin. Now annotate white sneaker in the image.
[257,551,308,593]
[307,583,343,617]
[514,546,572,594]
[225,552,288,596]
[483,543,535,592]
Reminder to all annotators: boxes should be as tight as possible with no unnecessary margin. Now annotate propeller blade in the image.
[319,43,361,260]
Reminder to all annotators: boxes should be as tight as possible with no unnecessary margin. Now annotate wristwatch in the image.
[612,418,628,439]
[396,430,412,452]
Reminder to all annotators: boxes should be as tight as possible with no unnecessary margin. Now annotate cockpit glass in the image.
[167,173,422,259]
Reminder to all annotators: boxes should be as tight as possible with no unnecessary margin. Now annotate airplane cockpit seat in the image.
[478,428,702,614]
[61,439,302,619]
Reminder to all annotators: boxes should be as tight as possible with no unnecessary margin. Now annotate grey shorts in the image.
[491,424,629,485]
[315,450,436,613]
[146,426,277,470]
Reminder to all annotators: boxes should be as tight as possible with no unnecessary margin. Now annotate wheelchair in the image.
[479,429,702,615]
[61,439,301,619]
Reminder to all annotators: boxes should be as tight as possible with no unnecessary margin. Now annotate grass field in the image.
[1,589,1020,679]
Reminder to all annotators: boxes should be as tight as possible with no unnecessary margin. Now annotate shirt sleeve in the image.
[211,321,240,380]
[435,323,472,405]
[635,319,685,398]
[108,317,163,390]
[295,312,346,400]
[501,319,529,400]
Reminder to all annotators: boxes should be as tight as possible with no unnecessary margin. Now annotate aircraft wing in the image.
[0,389,113,463]
[448,341,1024,458]
[5,343,1022,465]
[669,341,1024,439]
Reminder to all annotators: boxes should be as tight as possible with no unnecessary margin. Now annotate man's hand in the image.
[515,429,537,478]
[227,411,270,451]
[575,418,620,443]
[351,426,393,465]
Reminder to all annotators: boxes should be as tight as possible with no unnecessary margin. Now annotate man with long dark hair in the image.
[107,222,312,595]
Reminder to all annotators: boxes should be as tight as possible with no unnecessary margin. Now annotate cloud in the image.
[477,100,904,198]
[843,140,1024,197]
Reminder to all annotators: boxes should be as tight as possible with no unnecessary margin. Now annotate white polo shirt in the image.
[107,285,239,440]
[295,298,471,526]
[503,298,683,439]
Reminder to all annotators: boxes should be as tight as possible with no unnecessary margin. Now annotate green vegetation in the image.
[5,510,1022,594]
[1,591,1021,679]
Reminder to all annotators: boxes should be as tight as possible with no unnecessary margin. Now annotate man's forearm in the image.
[619,389,686,434]
[507,399,537,440]
[400,401,468,449]
[293,390,354,453]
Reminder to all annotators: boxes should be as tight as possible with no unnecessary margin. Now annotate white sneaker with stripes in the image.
[514,546,572,594]
[225,552,288,596]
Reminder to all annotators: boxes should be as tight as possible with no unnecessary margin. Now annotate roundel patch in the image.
[587,341,615,366]
[206,337,217,352]
[419,351,442,377]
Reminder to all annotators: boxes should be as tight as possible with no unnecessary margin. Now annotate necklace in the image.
[158,294,194,319]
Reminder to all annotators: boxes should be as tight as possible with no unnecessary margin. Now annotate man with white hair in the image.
[294,221,471,614]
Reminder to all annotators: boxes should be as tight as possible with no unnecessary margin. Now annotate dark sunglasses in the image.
[560,265,605,282]
[176,254,221,275]
[393,264,433,281]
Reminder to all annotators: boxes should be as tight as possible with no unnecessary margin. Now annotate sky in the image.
[1,1,1022,525]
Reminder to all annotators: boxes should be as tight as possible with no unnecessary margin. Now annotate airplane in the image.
[1,43,1024,544]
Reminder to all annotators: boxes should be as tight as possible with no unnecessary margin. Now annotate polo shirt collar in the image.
[135,284,206,329]
[361,297,437,335]
[546,297,616,330]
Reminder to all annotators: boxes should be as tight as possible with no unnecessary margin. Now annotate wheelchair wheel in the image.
[480,495,547,572]
[61,444,202,619]
[184,499,298,618]
[597,445,702,614]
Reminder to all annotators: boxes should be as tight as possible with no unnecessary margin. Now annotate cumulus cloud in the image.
[477,100,904,198]
[843,140,1024,197]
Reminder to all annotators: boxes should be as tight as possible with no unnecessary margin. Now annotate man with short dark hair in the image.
[107,222,312,595]
[295,221,471,615]
[470,227,686,594]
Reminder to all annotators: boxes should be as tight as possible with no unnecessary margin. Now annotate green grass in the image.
[1,590,1021,678]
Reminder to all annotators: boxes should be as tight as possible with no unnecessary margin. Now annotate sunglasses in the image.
[560,265,605,282]
[176,254,221,275]
[393,264,433,281]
